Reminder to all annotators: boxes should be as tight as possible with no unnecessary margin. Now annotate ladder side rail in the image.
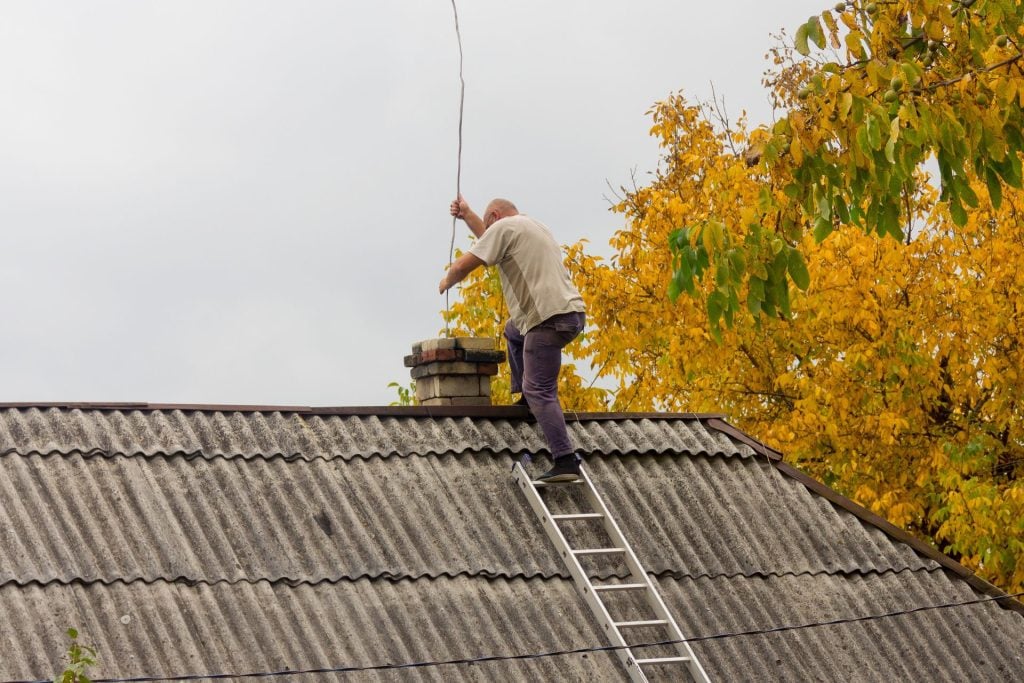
[578,466,713,683]
[511,463,650,683]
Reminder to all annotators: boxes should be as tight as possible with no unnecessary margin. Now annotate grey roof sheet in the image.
[0,450,933,586]
[2,573,1020,683]
[0,578,624,683]
[0,407,747,460]
[665,571,1024,682]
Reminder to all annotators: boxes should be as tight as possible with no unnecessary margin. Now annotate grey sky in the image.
[1,0,824,405]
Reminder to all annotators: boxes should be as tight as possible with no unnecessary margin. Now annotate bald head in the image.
[483,198,519,229]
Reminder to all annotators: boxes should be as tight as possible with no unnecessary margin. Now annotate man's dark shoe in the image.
[535,455,581,483]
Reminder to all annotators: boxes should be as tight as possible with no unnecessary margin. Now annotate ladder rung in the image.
[614,619,669,628]
[532,479,584,488]
[551,513,605,520]
[572,547,625,556]
[592,583,648,592]
[635,656,691,665]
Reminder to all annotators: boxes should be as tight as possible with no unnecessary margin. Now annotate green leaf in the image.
[834,195,851,223]
[807,17,825,49]
[901,62,920,87]
[865,115,882,150]
[668,271,682,301]
[795,22,811,56]
[761,274,777,316]
[695,245,710,273]
[787,248,811,290]
[872,197,888,237]
[959,178,979,208]
[668,227,682,250]
[749,277,765,302]
[771,249,789,278]
[985,167,1003,209]
[715,261,730,287]
[746,290,762,316]
[778,280,792,318]
[707,291,726,326]
[1008,151,1023,189]
[814,215,834,241]
[936,150,954,196]
[881,200,902,240]
[723,288,738,327]
[949,197,967,226]
[708,321,723,344]
[728,248,746,275]
[816,192,831,220]
[678,253,694,293]
[856,124,871,156]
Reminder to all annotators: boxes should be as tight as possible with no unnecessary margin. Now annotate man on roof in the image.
[440,195,586,483]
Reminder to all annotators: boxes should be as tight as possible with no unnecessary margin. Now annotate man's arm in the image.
[450,195,485,238]
[439,252,486,293]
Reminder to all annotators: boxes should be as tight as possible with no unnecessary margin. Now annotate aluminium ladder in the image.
[512,462,711,683]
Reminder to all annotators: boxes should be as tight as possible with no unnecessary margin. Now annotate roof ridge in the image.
[0,403,726,420]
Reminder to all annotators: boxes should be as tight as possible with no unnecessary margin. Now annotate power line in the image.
[14,589,1022,683]
[444,0,465,337]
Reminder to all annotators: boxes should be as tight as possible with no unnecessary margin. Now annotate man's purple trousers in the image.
[504,311,585,459]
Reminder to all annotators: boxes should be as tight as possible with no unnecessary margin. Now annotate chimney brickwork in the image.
[405,337,506,406]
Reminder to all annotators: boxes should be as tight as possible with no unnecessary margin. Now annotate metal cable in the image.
[18,590,1023,683]
[445,0,465,337]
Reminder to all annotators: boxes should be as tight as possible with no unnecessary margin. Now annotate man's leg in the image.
[522,313,585,468]
[504,319,525,396]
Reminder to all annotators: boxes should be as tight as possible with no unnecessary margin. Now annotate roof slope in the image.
[0,405,1021,682]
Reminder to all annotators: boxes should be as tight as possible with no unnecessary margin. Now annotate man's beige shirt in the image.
[469,214,586,333]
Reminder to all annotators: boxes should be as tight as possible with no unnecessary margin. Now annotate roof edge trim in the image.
[705,418,783,460]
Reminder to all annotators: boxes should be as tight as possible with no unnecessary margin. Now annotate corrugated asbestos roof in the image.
[2,572,1021,683]
[0,407,743,461]
[0,451,933,585]
[0,405,1021,682]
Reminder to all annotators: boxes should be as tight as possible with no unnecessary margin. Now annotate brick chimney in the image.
[405,338,506,406]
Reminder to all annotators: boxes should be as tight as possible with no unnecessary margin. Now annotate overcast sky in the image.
[1,0,825,406]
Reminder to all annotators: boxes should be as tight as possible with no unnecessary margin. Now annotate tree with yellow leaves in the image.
[585,93,1023,590]
[439,1,1024,592]
[681,0,1024,331]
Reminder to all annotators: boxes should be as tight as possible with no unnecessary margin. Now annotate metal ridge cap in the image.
[0,402,726,420]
